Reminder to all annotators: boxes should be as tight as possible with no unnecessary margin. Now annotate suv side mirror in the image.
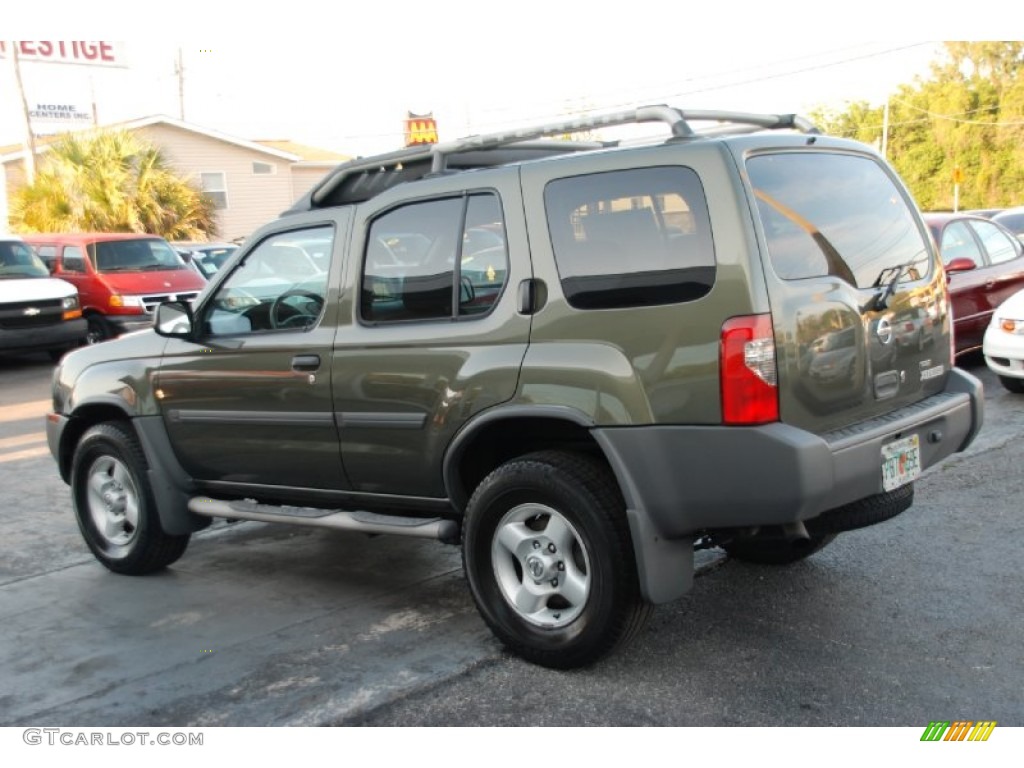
[944,257,977,275]
[155,301,194,337]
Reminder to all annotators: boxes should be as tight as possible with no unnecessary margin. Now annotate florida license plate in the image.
[881,434,921,492]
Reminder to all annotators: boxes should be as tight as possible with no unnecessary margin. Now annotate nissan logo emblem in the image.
[876,317,893,345]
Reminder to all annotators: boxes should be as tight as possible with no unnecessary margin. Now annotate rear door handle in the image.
[291,354,321,372]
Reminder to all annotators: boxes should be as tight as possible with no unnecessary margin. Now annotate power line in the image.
[327,43,942,149]
[888,96,1024,127]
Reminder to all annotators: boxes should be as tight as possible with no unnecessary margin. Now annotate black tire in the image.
[999,375,1024,394]
[462,450,651,669]
[721,530,837,565]
[70,422,190,574]
[810,483,913,533]
[85,315,114,345]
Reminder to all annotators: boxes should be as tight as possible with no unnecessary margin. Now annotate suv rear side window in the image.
[748,152,931,288]
[361,193,509,323]
[545,167,715,310]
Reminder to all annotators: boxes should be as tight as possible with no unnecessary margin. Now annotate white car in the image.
[0,235,87,359]
[983,287,1024,393]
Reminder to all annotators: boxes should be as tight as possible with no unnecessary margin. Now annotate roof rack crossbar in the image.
[428,106,820,173]
[676,110,821,135]
[429,105,694,173]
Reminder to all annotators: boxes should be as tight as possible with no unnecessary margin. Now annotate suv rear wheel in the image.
[462,450,650,669]
[71,422,190,574]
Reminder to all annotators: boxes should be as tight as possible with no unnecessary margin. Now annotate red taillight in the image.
[720,314,778,425]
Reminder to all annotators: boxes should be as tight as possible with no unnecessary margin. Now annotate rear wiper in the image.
[868,253,926,312]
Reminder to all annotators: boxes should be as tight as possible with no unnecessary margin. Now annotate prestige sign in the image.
[0,41,127,68]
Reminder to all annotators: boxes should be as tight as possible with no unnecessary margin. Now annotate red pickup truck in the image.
[23,233,205,343]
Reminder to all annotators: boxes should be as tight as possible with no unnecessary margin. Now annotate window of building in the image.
[361,193,509,323]
[252,161,275,175]
[544,166,715,309]
[201,172,228,209]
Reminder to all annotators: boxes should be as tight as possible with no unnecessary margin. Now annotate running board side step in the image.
[187,497,460,544]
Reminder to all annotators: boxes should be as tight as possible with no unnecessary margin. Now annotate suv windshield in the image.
[0,241,50,279]
[747,152,931,289]
[89,239,186,273]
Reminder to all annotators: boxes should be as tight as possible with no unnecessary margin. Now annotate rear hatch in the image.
[744,149,951,434]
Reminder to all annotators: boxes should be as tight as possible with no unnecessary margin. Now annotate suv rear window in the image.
[747,152,931,288]
[545,166,715,309]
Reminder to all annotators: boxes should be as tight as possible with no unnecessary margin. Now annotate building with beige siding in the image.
[0,115,350,241]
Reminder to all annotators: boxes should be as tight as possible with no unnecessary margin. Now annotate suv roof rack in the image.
[293,106,819,212]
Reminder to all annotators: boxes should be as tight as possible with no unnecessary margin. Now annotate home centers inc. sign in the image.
[0,41,127,68]
[28,102,94,134]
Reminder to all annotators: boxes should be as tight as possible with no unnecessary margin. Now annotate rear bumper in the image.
[595,367,983,538]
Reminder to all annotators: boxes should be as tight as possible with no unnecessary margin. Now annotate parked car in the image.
[964,208,1003,219]
[892,306,934,351]
[922,212,1024,356]
[991,206,1024,243]
[47,107,983,668]
[22,233,206,344]
[983,287,1024,393]
[171,242,239,281]
[0,234,87,358]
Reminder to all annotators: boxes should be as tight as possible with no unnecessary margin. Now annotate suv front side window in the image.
[544,166,715,310]
[361,193,509,323]
[204,225,333,336]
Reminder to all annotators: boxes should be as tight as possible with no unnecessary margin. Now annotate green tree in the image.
[11,129,218,239]
[811,42,1024,210]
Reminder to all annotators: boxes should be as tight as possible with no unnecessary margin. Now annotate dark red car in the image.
[923,212,1024,356]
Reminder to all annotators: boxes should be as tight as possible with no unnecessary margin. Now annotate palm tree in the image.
[10,129,218,239]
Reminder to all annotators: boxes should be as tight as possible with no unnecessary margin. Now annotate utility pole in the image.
[175,47,185,121]
[881,100,889,160]
[7,41,37,184]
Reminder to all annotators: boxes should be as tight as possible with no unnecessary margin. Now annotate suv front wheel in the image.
[462,450,650,669]
[71,422,190,574]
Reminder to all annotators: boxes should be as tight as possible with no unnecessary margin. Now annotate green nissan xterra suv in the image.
[47,107,984,668]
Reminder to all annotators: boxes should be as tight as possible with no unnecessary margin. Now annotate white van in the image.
[0,235,87,359]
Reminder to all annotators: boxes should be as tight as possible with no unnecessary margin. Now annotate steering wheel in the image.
[269,289,324,330]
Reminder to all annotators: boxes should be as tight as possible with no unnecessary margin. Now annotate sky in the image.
[0,5,994,158]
